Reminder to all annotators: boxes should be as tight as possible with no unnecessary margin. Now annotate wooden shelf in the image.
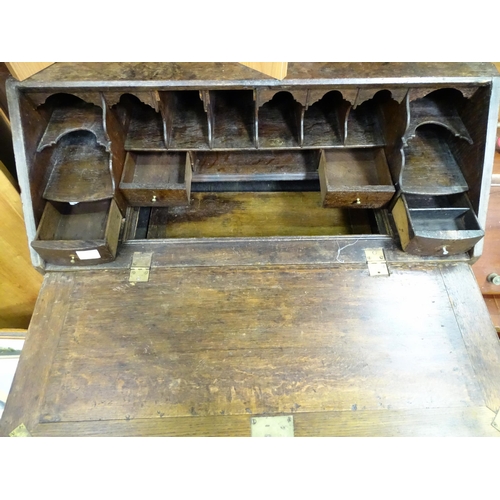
[43,131,114,203]
[257,92,301,148]
[115,94,165,151]
[160,91,209,150]
[401,125,468,195]
[38,104,108,152]
[345,102,385,147]
[405,89,473,144]
[302,91,347,148]
[211,90,254,149]
[191,150,319,183]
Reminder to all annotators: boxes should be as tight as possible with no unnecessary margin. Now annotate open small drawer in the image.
[31,199,123,266]
[119,152,191,207]
[319,148,395,208]
[392,193,484,256]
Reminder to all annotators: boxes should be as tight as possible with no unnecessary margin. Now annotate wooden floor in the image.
[1,256,499,436]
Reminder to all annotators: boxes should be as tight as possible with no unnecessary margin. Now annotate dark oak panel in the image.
[42,132,113,203]
[1,265,485,427]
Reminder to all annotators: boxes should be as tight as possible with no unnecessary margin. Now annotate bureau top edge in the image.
[8,62,500,90]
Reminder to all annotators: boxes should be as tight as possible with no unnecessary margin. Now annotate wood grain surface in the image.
[440,263,500,412]
[402,126,468,195]
[0,273,74,435]
[2,262,498,436]
[15,63,498,87]
[30,407,498,437]
[42,132,113,203]
[146,192,373,238]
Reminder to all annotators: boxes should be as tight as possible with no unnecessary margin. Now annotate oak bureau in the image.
[1,62,500,437]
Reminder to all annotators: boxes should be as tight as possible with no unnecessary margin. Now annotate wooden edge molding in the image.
[440,263,500,413]
[0,273,75,436]
[29,407,499,437]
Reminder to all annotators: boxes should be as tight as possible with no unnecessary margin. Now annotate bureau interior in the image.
[130,194,379,239]
[18,81,492,263]
[122,148,382,239]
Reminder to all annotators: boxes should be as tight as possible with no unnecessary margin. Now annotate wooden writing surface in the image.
[1,256,499,436]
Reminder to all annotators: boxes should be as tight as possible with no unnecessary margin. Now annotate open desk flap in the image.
[2,257,500,437]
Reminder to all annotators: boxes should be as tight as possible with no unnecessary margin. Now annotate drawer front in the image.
[31,199,122,266]
[403,235,484,257]
[30,243,116,266]
[322,188,394,209]
[121,187,191,207]
[392,194,484,256]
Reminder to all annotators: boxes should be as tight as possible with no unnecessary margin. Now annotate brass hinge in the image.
[251,416,294,437]
[365,248,390,277]
[9,423,32,437]
[129,252,153,282]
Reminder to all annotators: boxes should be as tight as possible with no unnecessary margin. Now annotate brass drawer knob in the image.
[487,273,500,285]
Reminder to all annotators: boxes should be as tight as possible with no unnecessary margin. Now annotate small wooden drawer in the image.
[319,148,395,208]
[31,199,122,266]
[119,152,191,207]
[392,193,484,256]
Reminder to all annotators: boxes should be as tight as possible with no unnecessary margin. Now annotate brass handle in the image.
[70,254,76,264]
[487,273,500,285]
[152,195,157,203]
